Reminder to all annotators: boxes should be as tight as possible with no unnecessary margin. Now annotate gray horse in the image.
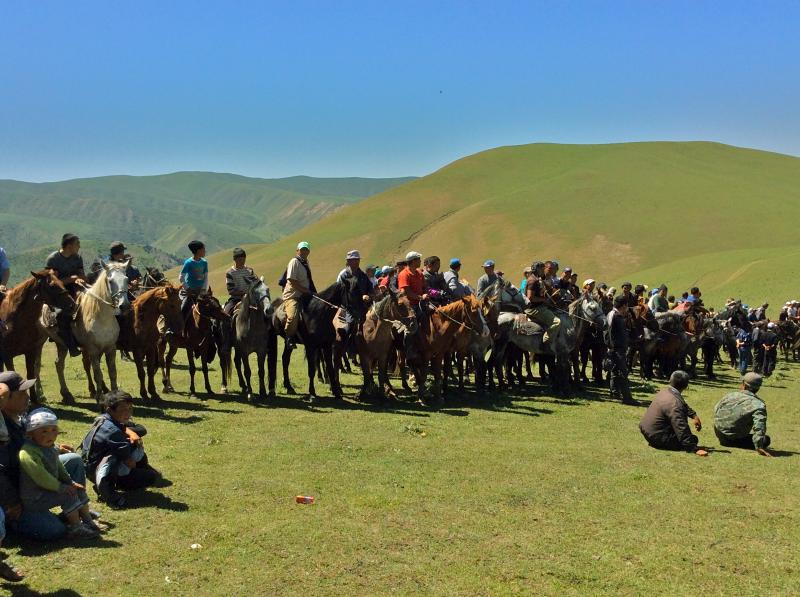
[229,278,276,402]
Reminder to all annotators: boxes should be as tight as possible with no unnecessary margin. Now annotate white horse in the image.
[49,260,131,405]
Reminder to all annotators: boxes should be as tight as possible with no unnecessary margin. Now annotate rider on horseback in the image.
[281,241,316,349]
[223,248,257,316]
[45,233,85,357]
[179,240,209,337]
[523,261,561,345]
[336,249,374,336]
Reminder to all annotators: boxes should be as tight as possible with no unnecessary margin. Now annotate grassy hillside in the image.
[0,172,415,283]
[199,142,800,310]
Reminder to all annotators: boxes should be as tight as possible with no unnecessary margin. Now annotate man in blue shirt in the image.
[0,247,9,288]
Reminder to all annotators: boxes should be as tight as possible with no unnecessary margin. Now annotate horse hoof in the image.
[267,391,276,400]
[61,393,75,405]
[284,386,296,395]
[220,386,228,394]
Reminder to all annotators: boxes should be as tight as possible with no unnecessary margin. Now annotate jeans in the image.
[0,507,5,542]
[95,445,145,486]
[738,347,751,375]
[6,452,88,542]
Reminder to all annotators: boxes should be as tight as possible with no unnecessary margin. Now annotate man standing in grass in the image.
[714,373,773,456]
[639,371,707,456]
[606,294,635,404]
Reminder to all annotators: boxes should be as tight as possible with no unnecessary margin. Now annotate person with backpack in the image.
[280,241,316,349]
[80,390,161,508]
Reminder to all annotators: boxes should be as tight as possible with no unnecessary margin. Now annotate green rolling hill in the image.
[196,142,800,311]
[0,172,415,283]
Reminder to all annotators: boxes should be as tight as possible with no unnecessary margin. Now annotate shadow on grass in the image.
[767,449,799,458]
[10,535,122,557]
[122,489,189,511]
[6,587,83,597]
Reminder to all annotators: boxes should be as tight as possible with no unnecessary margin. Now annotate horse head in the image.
[197,294,230,322]
[580,296,607,329]
[102,260,131,314]
[31,270,74,311]
[249,277,273,319]
[390,289,418,334]
[462,295,490,337]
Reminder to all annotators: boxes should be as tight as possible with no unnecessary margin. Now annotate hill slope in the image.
[199,142,800,309]
[0,172,414,282]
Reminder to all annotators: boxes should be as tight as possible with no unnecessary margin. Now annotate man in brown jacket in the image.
[639,370,708,456]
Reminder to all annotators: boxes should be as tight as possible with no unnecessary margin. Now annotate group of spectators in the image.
[0,373,162,583]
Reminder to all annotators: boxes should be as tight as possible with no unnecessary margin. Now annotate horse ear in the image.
[31,270,45,279]
[123,259,132,269]
[260,275,264,282]
[100,258,109,271]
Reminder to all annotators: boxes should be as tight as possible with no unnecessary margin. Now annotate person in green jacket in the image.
[713,372,773,456]
[19,409,104,538]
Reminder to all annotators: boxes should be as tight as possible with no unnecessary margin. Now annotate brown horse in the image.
[118,285,183,401]
[407,295,488,406]
[159,294,229,397]
[356,290,417,401]
[0,271,75,403]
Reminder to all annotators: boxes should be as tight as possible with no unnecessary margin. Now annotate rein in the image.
[434,305,481,334]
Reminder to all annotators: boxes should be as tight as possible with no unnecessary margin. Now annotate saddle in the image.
[513,313,544,336]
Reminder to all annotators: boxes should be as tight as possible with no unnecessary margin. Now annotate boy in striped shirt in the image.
[224,247,257,315]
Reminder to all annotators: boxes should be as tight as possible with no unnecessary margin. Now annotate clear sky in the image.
[1,1,798,182]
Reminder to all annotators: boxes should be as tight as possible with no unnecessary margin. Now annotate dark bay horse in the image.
[118,285,183,401]
[159,294,229,397]
[0,271,75,403]
[272,277,361,401]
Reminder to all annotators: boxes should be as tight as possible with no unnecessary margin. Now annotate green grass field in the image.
[5,342,799,595]
[197,142,800,311]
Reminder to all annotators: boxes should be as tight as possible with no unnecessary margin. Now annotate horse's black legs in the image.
[282,342,296,394]
[186,348,196,396]
[201,356,214,395]
[266,331,277,398]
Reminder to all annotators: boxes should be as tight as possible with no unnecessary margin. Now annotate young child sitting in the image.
[81,390,161,508]
[19,409,104,539]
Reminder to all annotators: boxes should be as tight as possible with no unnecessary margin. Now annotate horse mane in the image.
[0,274,41,317]
[80,267,114,324]
[235,282,254,338]
[372,293,392,319]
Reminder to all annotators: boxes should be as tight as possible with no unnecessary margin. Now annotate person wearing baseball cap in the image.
[714,373,773,456]
[443,258,470,299]
[477,260,504,296]
[398,251,426,307]
[280,242,316,349]
[336,249,373,336]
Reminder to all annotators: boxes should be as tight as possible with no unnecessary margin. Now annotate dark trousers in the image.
[640,426,697,452]
[223,297,240,316]
[763,348,777,377]
[609,349,633,402]
[715,427,771,450]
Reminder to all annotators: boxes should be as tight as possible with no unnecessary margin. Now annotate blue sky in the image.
[1,1,798,181]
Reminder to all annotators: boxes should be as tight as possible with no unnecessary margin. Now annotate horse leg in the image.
[257,350,267,400]
[186,349,197,396]
[90,355,107,408]
[202,353,214,395]
[104,349,117,393]
[306,346,318,400]
[54,345,74,404]
[146,349,161,401]
[134,350,149,400]
[234,349,247,393]
[282,343,296,394]
[524,350,534,380]
[266,330,277,399]
[24,351,44,405]
[242,351,253,399]
[324,346,342,400]
[81,353,97,403]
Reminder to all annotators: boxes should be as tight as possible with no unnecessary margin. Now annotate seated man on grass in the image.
[714,372,773,457]
[81,390,162,508]
[639,370,708,456]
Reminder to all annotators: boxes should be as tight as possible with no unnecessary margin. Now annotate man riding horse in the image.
[523,261,561,345]
[44,233,85,357]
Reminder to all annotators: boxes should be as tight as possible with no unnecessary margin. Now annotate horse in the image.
[45,261,132,404]
[118,285,183,401]
[405,295,489,405]
[159,294,230,397]
[272,277,361,401]
[356,290,417,402]
[495,297,604,395]
[682,314,723,378]
[229,278,277,402]
[0,271,75,403]
[639,311,687,379]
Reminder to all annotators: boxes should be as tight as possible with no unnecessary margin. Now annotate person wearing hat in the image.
[606,294,635,404]
[223,248,257,316]
[81,390,161,508]
[45,233,85,357]
[519,266,532,293]
[336,250,374,337]
[19,408,103,538]
[713,373,772,456]
[281,241,316,348]
[569,272,580,300]
[557,267,573,291]
[397,251,427,308]
[758,322,779,377]
[0,372,98,545]
[443,258,471,299]
[639,370,707,456]
[87,241,142,296]
[523,261,562,345]
[619,282,637,309]
[476,260,503,296]
[178,240,210,326]
[581,279,596,300]
[366,265,378,289]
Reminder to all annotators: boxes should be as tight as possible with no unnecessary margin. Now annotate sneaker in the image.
[66,522,100,539]
[89,509,102,519]
[83,519,110,533]
[0,560,24,582]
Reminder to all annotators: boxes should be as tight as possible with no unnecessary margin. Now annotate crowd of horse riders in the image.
[0,233,793,579]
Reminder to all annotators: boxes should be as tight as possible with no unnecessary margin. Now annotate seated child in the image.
[81,390,161,508]
[19,409,104,539]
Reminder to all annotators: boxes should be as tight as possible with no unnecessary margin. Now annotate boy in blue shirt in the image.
[179,240,209,325]
[735,328,752,375]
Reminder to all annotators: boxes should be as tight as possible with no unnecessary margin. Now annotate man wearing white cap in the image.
[398,252,427,308]
[336,250,374,336]
[281,242,316,348]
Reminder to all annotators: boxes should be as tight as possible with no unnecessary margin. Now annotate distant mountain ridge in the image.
[0,172,415,282]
